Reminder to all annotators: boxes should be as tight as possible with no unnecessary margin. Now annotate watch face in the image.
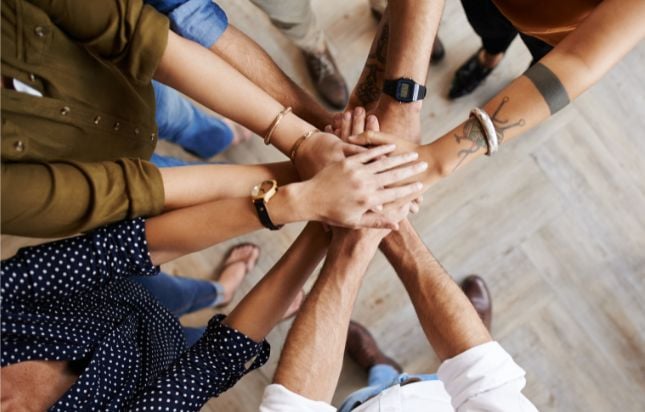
[252,180,275,198]
[399,82,411,98]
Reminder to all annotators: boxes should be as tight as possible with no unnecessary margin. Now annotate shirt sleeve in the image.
[260,384,337,412]
[27,0,169,84]
[1,159,164,238]
[127,314,271,410]
[146,0,229,48]
[437,341,539,411]
[0,218,158,307]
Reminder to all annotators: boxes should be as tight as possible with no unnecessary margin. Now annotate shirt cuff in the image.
[260,384,337,412]
[196,314,271,391]
[437,341,528,408]
[168,0,228,48]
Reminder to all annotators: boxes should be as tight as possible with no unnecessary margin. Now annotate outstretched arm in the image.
[212,25,333,130]
[272,229,387,402]
[419,0,645,180]
[348,0,444,141]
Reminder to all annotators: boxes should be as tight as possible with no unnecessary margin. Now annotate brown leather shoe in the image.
[346,321,402,373]
[303,47,349,110]
[461,275,492,331]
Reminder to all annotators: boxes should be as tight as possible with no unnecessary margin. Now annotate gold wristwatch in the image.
[251,180,283,231]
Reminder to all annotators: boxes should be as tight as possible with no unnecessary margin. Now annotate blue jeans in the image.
[131,272,225,346]
[338,364,438,412]
[153,80,233,159]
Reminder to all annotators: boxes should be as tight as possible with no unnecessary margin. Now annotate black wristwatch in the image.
[383,78,426,103]
[251,180,283,231]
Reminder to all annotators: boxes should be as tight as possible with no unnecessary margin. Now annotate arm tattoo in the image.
[355,23,389,106]
[524,62,570,114]
[452,97,525,171]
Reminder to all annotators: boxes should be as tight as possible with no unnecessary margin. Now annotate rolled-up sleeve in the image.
[1,159,164,237]
[27,0,169,83]
[128,314,270,410]
[437,341,538,411]
[147,0,229,48]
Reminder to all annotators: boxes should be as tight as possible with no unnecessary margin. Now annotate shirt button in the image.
[60,106,70,116]
[34,26,48,37]
[113,121,121,131]
[14,140,25,152]
[29,73,36,82]
[93,115,101,125]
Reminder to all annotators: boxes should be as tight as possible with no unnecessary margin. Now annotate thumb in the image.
[342,142,368,156]
[348,131,396,147]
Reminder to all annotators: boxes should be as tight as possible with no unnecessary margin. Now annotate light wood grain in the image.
[2,0,643,411]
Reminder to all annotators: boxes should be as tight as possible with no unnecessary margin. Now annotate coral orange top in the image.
[492,0,603,46]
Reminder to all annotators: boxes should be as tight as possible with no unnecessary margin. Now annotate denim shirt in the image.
[146,0,229,48]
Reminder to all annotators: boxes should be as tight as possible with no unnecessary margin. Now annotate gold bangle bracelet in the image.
[264,106,293,145]
[290,129,318,162]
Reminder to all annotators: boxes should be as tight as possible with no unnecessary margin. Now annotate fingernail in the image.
[405,152,419,160]
[344,111,352,119]
[416,182,424,190]
[355,107,364,115]
[417,161,428,170]
[385,144,396,150]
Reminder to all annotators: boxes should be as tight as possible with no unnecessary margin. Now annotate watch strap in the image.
[253,198,283,230]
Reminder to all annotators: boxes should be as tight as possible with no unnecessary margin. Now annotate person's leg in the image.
[248,0,348,109]
[182,326,207,347]
[449,0,519,98]
[339,321,403,411]
[153,80,234,158]
[519,34,554,66]
[131,272,224,317]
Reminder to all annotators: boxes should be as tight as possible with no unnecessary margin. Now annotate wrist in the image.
[269,181,311,225]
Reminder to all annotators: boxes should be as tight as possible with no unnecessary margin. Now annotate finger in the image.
[340,111,352,141]
[348,131,398,147]
[366,151,419,173]
[366,114,380,132]
[342,142,368,156]
[372,182,424,206]
[371,204,383,212]
[414,195,424,205]
[381,201,412,223]
[348,144,396,164]
[352,107,366,135]
[324,125,333,133]
[410,202,419,214]
[377,161,428,187]
[358,212,399,230]
[332,112,343,131]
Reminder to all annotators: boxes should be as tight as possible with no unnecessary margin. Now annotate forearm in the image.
[147,183,308,265]
[212,26,333,129]
[155,31,313,156]
[380,220,491,360]
[422,0,645,180]
[274,235,380,401]
[160,161,299,211]
[223,223,329,342]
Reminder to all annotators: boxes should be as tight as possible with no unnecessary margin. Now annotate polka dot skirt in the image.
[1,218,270,411]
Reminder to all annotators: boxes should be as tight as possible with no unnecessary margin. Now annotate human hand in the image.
[293,131,365,180]
[344,96,422,143]
[298,144,426,229]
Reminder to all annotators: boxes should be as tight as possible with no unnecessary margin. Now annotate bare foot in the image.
[216,243,260,307]
[221,118,254,145]
[281,289,306,321]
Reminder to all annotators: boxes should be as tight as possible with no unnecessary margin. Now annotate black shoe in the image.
[449,50,495,99]
[430,37,446,64]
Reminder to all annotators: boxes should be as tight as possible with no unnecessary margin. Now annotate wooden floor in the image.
[3,0,644,411]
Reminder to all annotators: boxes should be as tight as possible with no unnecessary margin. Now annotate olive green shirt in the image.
[1,0,169,237]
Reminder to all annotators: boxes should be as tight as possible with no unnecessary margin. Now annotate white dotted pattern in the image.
[1,218,270,411]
